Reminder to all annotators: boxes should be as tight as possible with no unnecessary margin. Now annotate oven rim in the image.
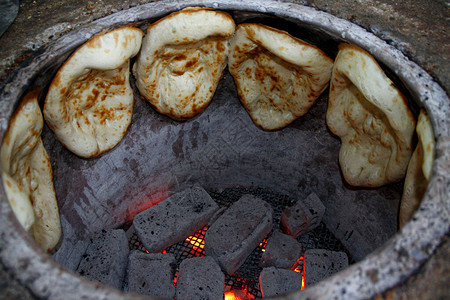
[0,0,448,299]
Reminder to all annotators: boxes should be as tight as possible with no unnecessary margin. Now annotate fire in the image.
[134,189,170,217]
[173,269,179,284]
[224,290,251,300]
[185,235,205,251]
[185,225,209,254]
[225,290,240,300]
[292,256,306,290]
[259,237,268,253]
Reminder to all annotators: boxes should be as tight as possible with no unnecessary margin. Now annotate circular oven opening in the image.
[0,1,448,299]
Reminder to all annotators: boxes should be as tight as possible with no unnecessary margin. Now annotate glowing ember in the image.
[225,290,240,300]
[173,269,179,285]
[225,289,252,300]
[292,256,306,290]
[183,225,209,255]
[259,238,268,253]
[185,235,205,251]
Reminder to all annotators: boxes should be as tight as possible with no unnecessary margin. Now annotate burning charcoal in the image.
[176,256,224,300]
[133,185,219,253]
[259,267,302,297]
[260,231,302,269]
[205,194,273,275]
[127,251,175,298]
[207,206,227,226]
[280,192,325,238]
[304,249,348,286]
[76,229,129,289]
[225,289,251,300]
[53,239,89,272]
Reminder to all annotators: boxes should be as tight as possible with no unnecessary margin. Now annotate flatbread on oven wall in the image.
[44,26,143,158]
[1,89,61,252]
[133,7,236,120]
[228,23,333,130]
[399,109,435,227]
[326,43,416,187]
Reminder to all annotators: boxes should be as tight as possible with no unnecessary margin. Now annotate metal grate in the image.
[128,186,353,298]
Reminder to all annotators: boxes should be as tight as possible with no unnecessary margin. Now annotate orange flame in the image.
[225,290,240,300]
[184,225,209,254]
[225,289,252,300]
[259,237,268,253]
[186,235,205,252]
[292,256,306,290]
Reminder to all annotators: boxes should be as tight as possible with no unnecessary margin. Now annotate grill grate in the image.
[128,186,353,298]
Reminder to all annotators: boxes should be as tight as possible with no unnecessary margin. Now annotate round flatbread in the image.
[133,7,235,120]
[44,26,143,158]
[326,43,416,187]
[399,109,435,227]
[228,23,333,130]
[1,89,61,252]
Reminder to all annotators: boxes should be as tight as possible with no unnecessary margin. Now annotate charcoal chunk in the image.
[280,192,325,238]
[127,251,175,298]
[205,194,273,275]
[259,267,302,297]
[176,256,224,300]
[133,185,219,253]
[260,231,302,269]
[76,229,129,289]
[304,249,348,286]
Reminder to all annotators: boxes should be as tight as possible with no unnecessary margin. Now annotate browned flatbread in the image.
[1,89,61,252]
[44,26,143,158]
[326,44,416,187]
[399,109,435,227]
[228,23,333,130]
[133,8,236,120]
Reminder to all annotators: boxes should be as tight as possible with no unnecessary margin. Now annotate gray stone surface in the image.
[0,260,35,300]
[281,193,325,238]
[259,267,302,298]
[176,256,224,300]
[133,185,219,253]
[260,231,302,270]
[76,229,129,290]
[304,249,348,287]
[205,195,273,275]
[127,251,175,298]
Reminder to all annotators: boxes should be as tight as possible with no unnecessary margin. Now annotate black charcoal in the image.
[260,231,302,269]
[280,192,325,238]
[205,194,273,275]
[304,249,348,286]
[133,185,219,253]
[127,251,175,298]
[259,267,302,297]
[176,256,224,300]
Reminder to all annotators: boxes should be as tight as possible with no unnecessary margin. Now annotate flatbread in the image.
[326,43,416,187]
[228,23,333,130]
[1,89,61,252]
[44,26,143,158]
[133,7,235,120]
[399,109,435,227]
